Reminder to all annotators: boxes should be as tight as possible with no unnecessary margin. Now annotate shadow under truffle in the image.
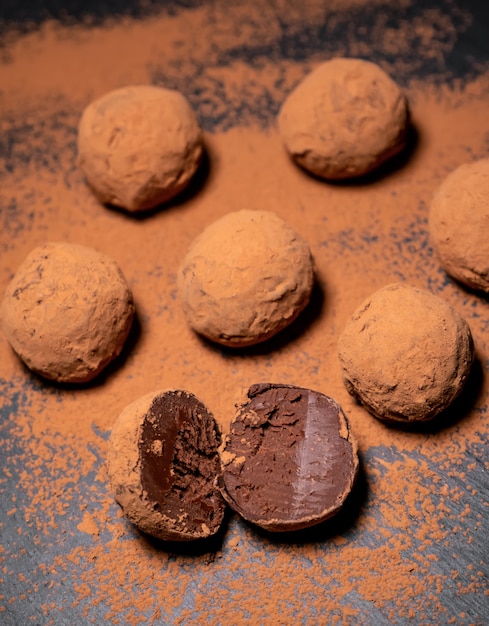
[293,121,420,188]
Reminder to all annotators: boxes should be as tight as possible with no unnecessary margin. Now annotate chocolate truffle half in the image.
[219,384,359,532]
[107,390,226,541]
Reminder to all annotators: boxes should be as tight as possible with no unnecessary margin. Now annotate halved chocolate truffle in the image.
[107,390,226,541]
[218,384,359,532]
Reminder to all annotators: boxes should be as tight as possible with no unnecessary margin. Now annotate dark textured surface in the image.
[0,0,205,29]
[0,0,488,82]
[0,1,488,624]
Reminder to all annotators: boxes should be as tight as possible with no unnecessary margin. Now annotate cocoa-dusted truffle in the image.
[338,283,474,422]
[78,85,203,211]
[0,242,134,383]
[218,383,359,532]
[178,210,314,347]
[107,390,225,541]
[278,58,409,180]
[429,158,489,292]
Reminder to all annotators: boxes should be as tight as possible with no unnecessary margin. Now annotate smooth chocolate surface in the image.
[139,390,225,538]
[219,383,359,531]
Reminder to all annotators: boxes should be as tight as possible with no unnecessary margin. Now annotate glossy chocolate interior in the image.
[139,390,225,537]
[220,383,358,531]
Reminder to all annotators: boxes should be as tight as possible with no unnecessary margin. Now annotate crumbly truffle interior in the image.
[139,391,223,536]
[220,384,358,530]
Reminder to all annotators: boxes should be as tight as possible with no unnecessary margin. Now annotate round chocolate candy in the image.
[107,389,226,541]
[218,383,359,532]
[338,283,474,422]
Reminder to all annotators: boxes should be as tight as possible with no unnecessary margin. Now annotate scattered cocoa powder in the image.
[1,1,488,625]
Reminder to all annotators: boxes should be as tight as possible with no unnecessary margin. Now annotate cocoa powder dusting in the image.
[1,1,489,624]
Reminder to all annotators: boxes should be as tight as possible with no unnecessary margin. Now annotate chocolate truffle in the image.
[338,283,474,422]
[107,390,225,541]
[278,58,409,180]
[178,210,314,347]
[0,242,134,383]
[218,383,359,532]
[78,85,203,211]
[429,158,489,292]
